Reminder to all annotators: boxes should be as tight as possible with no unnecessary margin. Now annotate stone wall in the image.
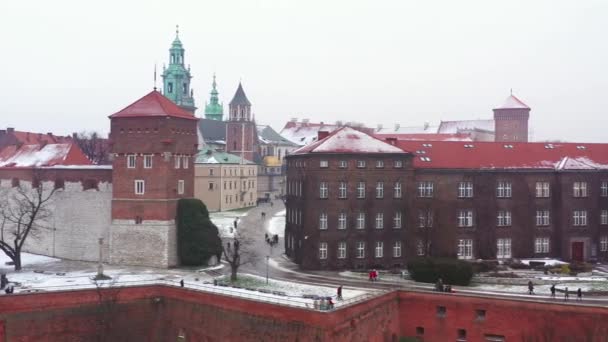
[109,220,178,268]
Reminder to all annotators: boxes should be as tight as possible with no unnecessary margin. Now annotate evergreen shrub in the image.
[406,257,474,286]
[176,198,223,266]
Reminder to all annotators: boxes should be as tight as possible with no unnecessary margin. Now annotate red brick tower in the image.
[493,93,531,142]
[225,83,258,162]
[108,90,198,267]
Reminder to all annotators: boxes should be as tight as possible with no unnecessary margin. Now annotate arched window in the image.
[171,54,175,64]
[168,82,173,93]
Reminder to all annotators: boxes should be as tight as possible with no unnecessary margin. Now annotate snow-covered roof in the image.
[437,119,495,134]
[374,133,473,142]
[257,125,298,146]
[280,123,340,146]
[195,146,254,165]
[494,94,530,110]
[374,124,438,134]
[292,127,409,155]
[0,143,92,167]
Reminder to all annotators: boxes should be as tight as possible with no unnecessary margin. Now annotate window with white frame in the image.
[338,160,347,169]
[496,238,512,258]
[394,182,402,198]
[319,242,328,259]
[458,181,473,198]
[458,210,474,227]
[376,182,384,198]
[602,210,608,225]
[418,210,433,228]
[497,181,512,198]
[338,212,347,229]
[416,240,425,256]
[375,213,384,229]
[376,160,384,168]
[536,182,550,198]
[393,211,402,229]
[497,210,512,227]
[602,181,608,197]
[127,154,136,168]
[143,154,153,168]
[393,241,402,257]
[536,210,550,226]
[177,180,185,195]
[319,212,328,230]
[356,160,366,168]
[338,242,347,259]
[601,236,608,252]
[573,210,588,226]
[134,180,145,195]
[356,212,365,229]
[338,182,347,199]
[209,168,214,176]
[535,237,550,253]
[394,160,403,168]
[573,182,588,197]
[457,239,473,259]
[356,242,365,258]
[183,155,189,169]
[174,155,181,169]
[319,182,328,198]
[375,241,384,258]
[357,181,365,198]
[418,181,433,197]
[320,160,329,168]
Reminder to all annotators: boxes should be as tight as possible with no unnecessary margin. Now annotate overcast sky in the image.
[1,0,607,142]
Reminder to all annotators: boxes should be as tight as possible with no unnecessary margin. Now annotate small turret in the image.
[204,74,224,121]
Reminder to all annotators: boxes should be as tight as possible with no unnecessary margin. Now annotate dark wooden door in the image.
[571,242,584,261]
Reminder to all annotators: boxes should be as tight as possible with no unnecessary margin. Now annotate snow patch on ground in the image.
[267,210,285,237]
[210,209,251,238]
[0,252,60,268]
[519,258,568,266]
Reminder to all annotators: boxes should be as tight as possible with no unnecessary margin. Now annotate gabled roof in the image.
[437,119,495,134]
[292,127,409,155]
[257,125,298,146]
[229,83,251,106]
[198,118,227,142]
[396,140,608,170]
[195,146,254,165]
[494,95,530,110]
[109,90,197,120]
[0,143,92,167]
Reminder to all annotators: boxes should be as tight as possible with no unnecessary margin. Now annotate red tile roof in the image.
[293,127,409,154]
[374,133,473,142]
[109,90,197,120]
[494,95,530,110]
[0,143,92,167]
[10,131,72,145]
[395,140,608,170]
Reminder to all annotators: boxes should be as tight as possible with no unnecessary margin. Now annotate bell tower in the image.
[162,25,197,114]
[225,83,258,162]
[204,74,224,121]
[493,93,531,142]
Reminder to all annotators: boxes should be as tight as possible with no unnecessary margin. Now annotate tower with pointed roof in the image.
[493,93,531,142]
[204,74,224,121]
[225,83,259,162]
[162,26,197,114]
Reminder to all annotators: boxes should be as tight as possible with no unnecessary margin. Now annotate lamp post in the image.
[97,238,104,278]
[266,255,270,284]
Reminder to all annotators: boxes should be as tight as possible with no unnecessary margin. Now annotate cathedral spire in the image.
[204,73,224,121]
[161,26,196,114]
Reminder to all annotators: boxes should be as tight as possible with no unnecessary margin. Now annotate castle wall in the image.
[109,220,178,268]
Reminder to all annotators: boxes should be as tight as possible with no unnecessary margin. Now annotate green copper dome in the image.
[204,74,224,121]
[161,25,196,114]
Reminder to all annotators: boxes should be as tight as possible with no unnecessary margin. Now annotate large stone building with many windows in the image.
[284,127,608,270]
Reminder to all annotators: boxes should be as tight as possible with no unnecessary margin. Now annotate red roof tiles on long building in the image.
[109,90,197,120]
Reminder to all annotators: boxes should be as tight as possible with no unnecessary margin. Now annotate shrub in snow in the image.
[407,257,474,286]
[177,199,223,266]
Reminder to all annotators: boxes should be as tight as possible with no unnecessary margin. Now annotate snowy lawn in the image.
[267,210,285,237]
[210,208,251,238]
[0,252,60,268]
[518,258,568,267]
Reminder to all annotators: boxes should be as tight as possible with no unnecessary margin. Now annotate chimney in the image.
[318,130,330,140]
[7,127,14,133]
[385,137,397,145]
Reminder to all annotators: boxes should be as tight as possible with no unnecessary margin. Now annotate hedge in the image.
[176,198,223,266]
[406,257,474,286]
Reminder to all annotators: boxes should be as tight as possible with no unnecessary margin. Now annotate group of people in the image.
[265,233,279,246]
[435,278,454,293]
[368,269,379,281]
[530,281,583,301]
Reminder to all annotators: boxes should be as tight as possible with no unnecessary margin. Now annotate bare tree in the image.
[73,131,109,165]
[0,174,56,270]
[91,275,120,342]
[222,233,258,282]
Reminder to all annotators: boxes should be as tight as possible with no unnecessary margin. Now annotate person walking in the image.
[327,297,334,309]
[337,285,343,300]
[577,288,583,301]
[528,281,534,295]
[233,219,238,229]
[550,284,556,298]
[436,278,444,292]
[564,287,570,301]
[180,279,184,287]
[369,270,373,281]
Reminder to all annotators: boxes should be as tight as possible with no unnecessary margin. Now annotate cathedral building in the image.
[161,27,197,114]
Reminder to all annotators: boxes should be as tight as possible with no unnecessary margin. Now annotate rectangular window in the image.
[127,154,136,168]
[320,160,329,168]
[573,182,588,197]
[393,241,402,257]
[573,210,588,226]
[143,154,153,168]
[535,237,550,253]
[602,181,608,197]
[177,180,185,195]
[394,182,402,198]
[134,180,145,195]
[375,213,384,229]
[183,156,189,169]
[376,160,384,168]
[319,182,328,198]
[356,242,365,258]
[357,182,366,198]
[536,210,550,226]
[356,212,365,229]
[458,181,473,198]
[497,181,512,198]
[338,160,347,169]
[338,242,347,259]
[209,168,214,176]
[357,160,366,168]
[497,238,512,258]
[208,182,214,190]
[416,240,425,256]
[393,211,402,229]
[418,210,433,228]
[174,155,181,169]
[536,181,550,198]
[458,239,473,259]
[601,236,608,252]
[375,241,384,258]
[376,182,384,198]
[497,210,512,227]
[602,210,608,225]
[458,210,474,227]
[319,242,328,259]
[319,212,328,230]
[394,160,403,168]
[338,212,347,230]
[338,182,347,199]
[436,306,446,318]
[418,181,433,197]
[457,329,467,342]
